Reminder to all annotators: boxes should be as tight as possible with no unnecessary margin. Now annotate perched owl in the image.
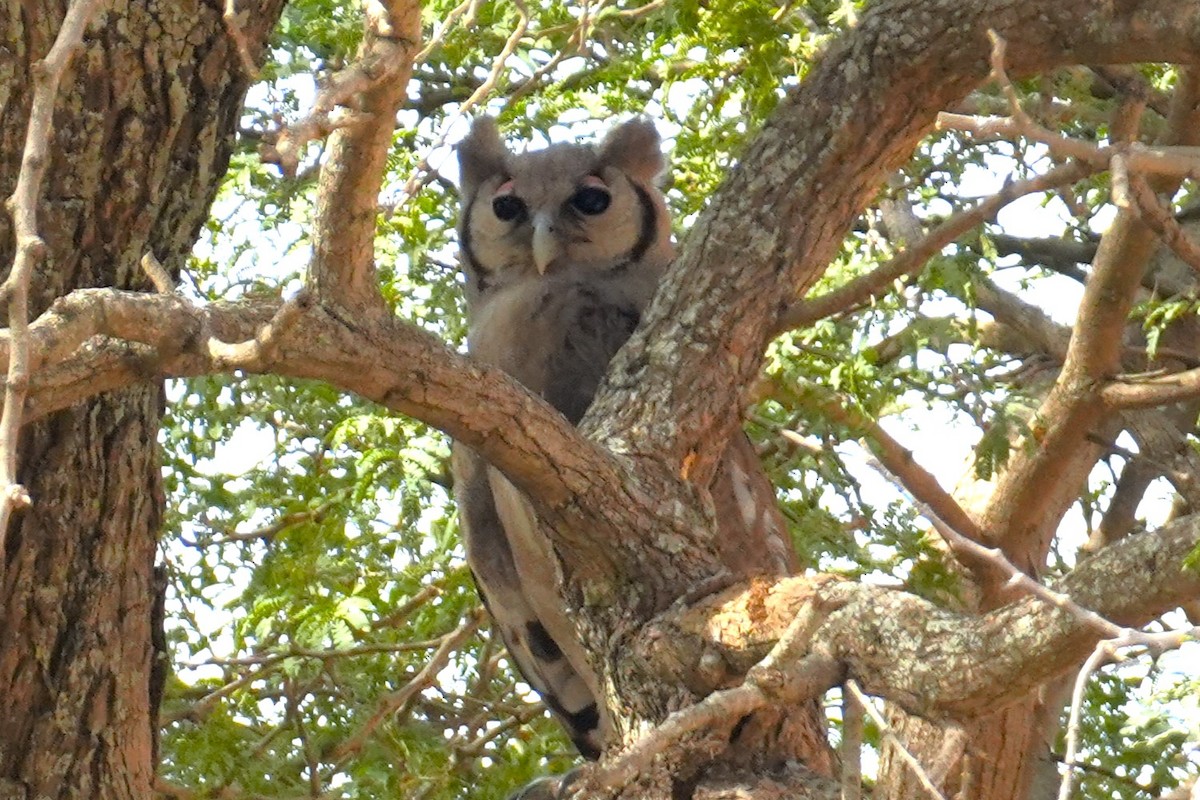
[452,118,797,762]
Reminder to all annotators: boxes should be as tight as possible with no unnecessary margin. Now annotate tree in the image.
[2,1,1199,799]
[0,1,286,796]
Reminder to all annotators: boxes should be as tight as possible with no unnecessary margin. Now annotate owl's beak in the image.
[532,214,559,275]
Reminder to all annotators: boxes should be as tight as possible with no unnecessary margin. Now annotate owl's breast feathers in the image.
[467,267,660,419]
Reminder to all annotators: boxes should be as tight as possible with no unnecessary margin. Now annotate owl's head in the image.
[456,117,674,302]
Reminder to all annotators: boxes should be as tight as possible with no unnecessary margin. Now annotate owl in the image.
[452,117,797,763]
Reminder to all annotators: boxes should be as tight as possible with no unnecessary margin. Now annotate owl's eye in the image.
[570,186,611,215]
[492,194,527,222]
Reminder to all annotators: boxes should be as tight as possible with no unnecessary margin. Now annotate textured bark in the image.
[0,1,283,797]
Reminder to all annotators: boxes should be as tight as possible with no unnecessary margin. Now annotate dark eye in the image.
[492,194,527,222]
[570,186,611,215]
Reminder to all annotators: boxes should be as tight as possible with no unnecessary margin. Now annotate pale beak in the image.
[532,213,559,275]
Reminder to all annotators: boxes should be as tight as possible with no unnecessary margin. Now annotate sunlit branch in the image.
[841,689,864,800]
[938,113,1200,181]
[1102,367,1200,409]
[587,597,843,793]
[1058,643,1116,800]
[775,162,1091,334]
[1126,173,1200,274]
[0,287,618,531]
[268,0,421,176]
[0,0,108,566]
[956,35,1200,604]
[304,0,422,311]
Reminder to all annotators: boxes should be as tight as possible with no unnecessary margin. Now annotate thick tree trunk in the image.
[0,1,283,796]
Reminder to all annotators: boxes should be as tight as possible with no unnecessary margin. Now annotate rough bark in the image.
[0,1,283,797]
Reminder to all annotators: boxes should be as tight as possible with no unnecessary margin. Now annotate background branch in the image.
[302,0,421,313]
[650,514,1199,722]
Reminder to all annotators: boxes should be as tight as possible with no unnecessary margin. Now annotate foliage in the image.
[157,2,1199,798]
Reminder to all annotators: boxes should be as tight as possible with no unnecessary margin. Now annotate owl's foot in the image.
[505,766,584,800]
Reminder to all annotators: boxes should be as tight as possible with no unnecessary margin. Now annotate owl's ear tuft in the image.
[458,117,509,199]
[599,118,664,185]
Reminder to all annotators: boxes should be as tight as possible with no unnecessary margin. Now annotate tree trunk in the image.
[0,1,283,796]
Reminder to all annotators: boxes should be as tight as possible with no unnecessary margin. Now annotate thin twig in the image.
[270,3,422,174]
[780,389,995,584]
[846,680,948,800]
[775,161,1090,333]
[1126,173,1200,273]
[413,0,473,64]
[1058,643,1116,800]
[588,598,844,791]
[222,0,260,78]
[182,638,451,670]
[329,610,482,765]
[937,112,1200,182]
[987,31,1030,127]
[841,688,864,800]
[392,1,531,206]
[0,0,108,563]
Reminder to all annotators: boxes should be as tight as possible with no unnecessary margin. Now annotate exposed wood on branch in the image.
[649,514,1199,721]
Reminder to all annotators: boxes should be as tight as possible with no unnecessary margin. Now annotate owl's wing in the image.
[452,445,606,759]
[711,433,801,578]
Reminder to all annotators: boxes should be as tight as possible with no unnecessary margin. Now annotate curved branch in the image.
[0,0,108,558]
[0,288,651,572]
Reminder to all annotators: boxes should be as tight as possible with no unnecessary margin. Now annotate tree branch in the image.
[0,288,674,577]
[0,0,107,562]
[586,0,1200,492]
[968,36,1200,602]
[300,0,421,313]
[647,513,1199,724]
[1102,367,1200,409]
[775,162,1091,333]
[846,681,948,800]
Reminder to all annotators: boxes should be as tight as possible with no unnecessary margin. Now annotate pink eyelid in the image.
[494,179,515,197]
[580,174,607,189]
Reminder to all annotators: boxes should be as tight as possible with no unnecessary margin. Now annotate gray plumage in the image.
[452,117,796,761]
